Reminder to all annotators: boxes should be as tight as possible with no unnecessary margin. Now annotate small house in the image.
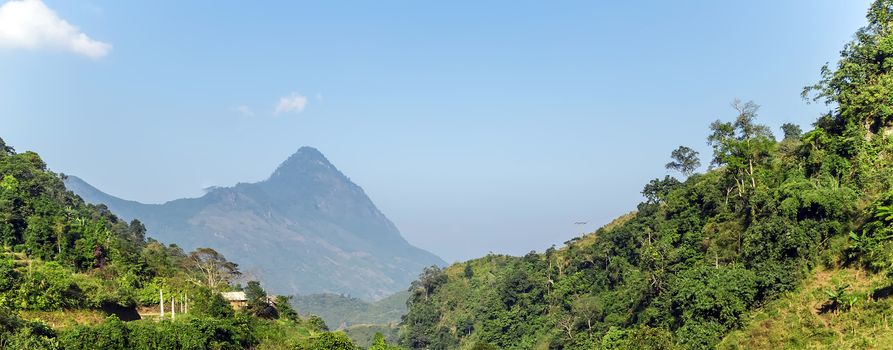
[221,291,247,310]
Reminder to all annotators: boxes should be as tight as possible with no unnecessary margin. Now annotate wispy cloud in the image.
[235,105,255,117]
[275,92,308,115]
[0,0,112,59]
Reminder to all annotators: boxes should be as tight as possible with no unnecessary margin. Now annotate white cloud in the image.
[275,92,308,115]
[235,105,255,117]
[0,0,111,59]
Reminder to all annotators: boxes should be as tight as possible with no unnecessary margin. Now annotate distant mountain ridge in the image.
[65,147,444,300]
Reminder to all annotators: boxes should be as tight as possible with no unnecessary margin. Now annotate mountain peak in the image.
[64,148,446,299]
[269,146,337,181]
[295,146,325,158]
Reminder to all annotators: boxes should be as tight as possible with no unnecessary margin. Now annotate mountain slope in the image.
[65,147,444,300]
[399,3,893,349]
[718,266,893,349]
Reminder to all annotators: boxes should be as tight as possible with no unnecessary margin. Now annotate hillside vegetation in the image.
[291,292,407,346]
[293,291,408,329]
[718,267,893,349]
[0,139,401,349]
[399,2,893,349]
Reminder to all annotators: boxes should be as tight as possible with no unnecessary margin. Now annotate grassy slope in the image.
[17,310,107,329]
[719,267,893,349]
[565,211,637,249]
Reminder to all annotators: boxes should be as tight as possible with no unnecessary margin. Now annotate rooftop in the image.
[221,291,246,301]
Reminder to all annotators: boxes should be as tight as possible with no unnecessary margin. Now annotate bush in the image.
[55,314,257,350]
[59,316,127,350]
[191,288,234,319]
[0,308,58,350]
[300,331,356,350]
[304,314,328,332]
[16,262,85,310]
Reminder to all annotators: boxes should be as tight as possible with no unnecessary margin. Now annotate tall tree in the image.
[0,137,13,156]
[409,266,447,301]
[803,0,893,133]
[665,146,701,176]
[707,100,775,195]
[781,123,802,141]
[184,248,240,291]
[274,295,299,322]
[244,281,277,319]
[641,176,681,205]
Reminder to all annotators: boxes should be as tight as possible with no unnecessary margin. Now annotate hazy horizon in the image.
[1,0,873,262]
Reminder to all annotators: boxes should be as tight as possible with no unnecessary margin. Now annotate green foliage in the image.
[292,291,409,329]
[191,287,235,319]
[0,140,368,350]
[7,1,893,349]
[666,145,701,176]
[0,137,13,156]
[0,140,358,350]
[669,266,757,328]
[782,123,803,141]
[640,175,681,205]
[399,4,893,346]
[822,283,859,313]
[0,143,209,316]
[58,314,363,350]
[58,316,128,350]
[368,332,403,350]
[299,331,356,350]
[719,267,893,349]
[56,315,257,350]
[12,261,83,310]
[276,295,300,322]
[463,264,473,279]
[469,341,498,350]
[305,314,329,332]
[707,99,776,198]
[804,0,893,133]
[0,307,58,350]
[244,281,278,319]
[184,247,241,291]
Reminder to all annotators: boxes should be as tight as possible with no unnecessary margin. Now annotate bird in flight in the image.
[574,221,587,225]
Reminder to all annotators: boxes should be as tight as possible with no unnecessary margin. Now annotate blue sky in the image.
[0,0,873,262]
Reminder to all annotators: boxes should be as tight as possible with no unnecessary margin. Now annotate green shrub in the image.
[300,331,356,350]
[191,288,234,319]
[59,316,127,350]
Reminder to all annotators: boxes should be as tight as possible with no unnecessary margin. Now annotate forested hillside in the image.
[0,138,401,349]
[400,1,893,349]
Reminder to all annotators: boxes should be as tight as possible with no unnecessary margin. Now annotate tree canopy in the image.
[665,146,701,176]
[400,3,893,348]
